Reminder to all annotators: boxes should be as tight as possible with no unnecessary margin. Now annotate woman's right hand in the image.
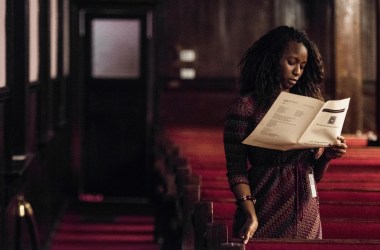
[232,184,258,243]
[239,208,258,244]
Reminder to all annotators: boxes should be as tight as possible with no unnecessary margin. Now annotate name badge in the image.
[309,174,317,198]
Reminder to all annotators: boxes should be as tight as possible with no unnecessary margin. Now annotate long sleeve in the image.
[223,96,255,188]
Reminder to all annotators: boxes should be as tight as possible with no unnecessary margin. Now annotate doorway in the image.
[77,7,156,199]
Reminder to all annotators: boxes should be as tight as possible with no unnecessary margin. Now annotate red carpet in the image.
[49,202,160,250]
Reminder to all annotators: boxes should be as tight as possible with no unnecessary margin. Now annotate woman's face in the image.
[279,41,308,91]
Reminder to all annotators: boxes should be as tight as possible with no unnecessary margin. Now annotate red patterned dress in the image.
[224,95,323,239]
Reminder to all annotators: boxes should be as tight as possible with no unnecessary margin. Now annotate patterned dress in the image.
[224,95,323,239]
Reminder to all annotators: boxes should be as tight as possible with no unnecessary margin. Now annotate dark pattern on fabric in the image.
[224,95,322,239]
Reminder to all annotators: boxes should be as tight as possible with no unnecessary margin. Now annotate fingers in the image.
[325,136,348,159]
[241,232,254,244]
[336,136,348,148]
[239,217,258,244]
[239,226,255,244]
[337,135,346,143]
[329,136,348,149]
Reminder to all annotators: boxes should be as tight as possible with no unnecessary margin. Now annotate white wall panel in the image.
[29,0,39,82]
[50,0,58,78]
[63,0,70,76]
[0,0,5,87]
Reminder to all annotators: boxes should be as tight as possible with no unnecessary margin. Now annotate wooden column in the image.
[377,0,380,137]
[334,0,363,133]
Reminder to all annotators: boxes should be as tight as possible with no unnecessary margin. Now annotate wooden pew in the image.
[196,186,380,248]
[163,127,380,250]
[201,188,380,203]
[211,201,380,221]
[201,208,380,250]
[220,238,380,250]
[202,202,380,250]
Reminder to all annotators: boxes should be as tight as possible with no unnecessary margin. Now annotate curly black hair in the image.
[238,26,325,108]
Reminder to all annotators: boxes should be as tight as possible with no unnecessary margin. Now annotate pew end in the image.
[206,222,229,250]
[220,242,245,250]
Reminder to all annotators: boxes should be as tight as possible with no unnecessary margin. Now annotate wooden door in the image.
[80,8,155,199]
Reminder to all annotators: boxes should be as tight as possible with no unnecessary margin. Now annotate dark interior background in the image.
[0,0,379,249]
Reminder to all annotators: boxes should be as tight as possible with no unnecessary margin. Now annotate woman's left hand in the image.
[323,135,348,160]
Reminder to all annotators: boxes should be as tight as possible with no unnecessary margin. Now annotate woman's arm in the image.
[314,135,348,182]
[224,96,258,243]
[231,183,258,244]
[313,149,330,183]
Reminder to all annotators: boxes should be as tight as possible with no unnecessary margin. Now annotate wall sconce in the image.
[178,49,196,80]
[179,49,196,62]
[180,68,196,79]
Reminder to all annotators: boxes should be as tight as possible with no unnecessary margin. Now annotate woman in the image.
[223,26,347,244]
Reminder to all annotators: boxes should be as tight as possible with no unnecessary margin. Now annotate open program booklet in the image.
[242,92,350,151]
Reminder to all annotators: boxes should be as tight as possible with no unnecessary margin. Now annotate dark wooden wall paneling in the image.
[158,0,377,133]
[304,0,334,97]
[8,0,28,157]
[157,0,336,81]
[0,0,72,249]
[360,0,377,133]
[157,0,336,128]
[158,0,276,128]
[158,0,277,79]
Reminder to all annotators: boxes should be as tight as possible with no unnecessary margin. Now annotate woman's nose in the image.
[293,65,301,76]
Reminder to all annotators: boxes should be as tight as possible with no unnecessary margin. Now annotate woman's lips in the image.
[289,79,297,85]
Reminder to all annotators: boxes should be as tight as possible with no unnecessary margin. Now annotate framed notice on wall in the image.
[29,0,39,83]
[0,0,5,88]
